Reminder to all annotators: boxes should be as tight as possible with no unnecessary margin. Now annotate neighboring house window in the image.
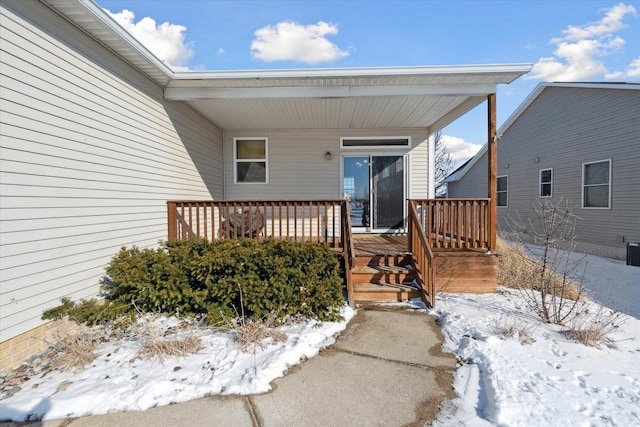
[582,159,611,208]
[497,175,508,207]
[234,138,268,183]
[539,168,552,197]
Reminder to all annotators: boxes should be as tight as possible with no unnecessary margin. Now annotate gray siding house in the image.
[0,0,530,367]
[447,82,640,260]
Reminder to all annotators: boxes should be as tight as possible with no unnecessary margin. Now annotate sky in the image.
[97,0,639,165]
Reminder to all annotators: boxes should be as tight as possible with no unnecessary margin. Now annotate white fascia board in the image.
[164,84,498,100]
[46,0,174,80]
[171,63,533,80]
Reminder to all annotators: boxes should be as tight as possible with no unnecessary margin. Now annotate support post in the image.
[167,201,177,240]
[487,94,497,252]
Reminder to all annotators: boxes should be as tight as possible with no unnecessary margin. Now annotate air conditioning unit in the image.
[627,242,640,267]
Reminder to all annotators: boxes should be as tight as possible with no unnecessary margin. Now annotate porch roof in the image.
[43,0,531,132]
[166,64,532,131]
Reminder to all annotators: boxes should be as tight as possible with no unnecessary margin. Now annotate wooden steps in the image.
[347,234,497,304]
[352,253,420,303]
[353,282,422,302]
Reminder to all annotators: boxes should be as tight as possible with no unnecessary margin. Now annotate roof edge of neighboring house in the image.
[444,81,640,183]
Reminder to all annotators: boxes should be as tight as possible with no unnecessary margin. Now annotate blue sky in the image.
[98,0,639,163]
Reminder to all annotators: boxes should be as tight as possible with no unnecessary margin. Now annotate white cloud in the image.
[442,135,482,165]
[105,9,194,67]
[556,3,636,41]
[527,3,637,81]
[251,21,349,64]
[627,57,640,76]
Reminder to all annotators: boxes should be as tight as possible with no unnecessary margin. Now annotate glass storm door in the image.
[342,155,405,232]
[371,156,405,230]
[343,157,370,231]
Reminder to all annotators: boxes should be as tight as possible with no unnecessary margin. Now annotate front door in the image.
[343,155,406,232]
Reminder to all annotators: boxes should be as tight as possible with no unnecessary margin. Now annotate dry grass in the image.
[564,304,624,349]
[138,332,203,363]
[234,312,287,353]
[131,317,203,364]
[491,317,536,345]
[496,238,581,301]
[51,333,99,371]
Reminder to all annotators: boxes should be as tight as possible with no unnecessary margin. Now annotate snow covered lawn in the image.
[431,289,639,426]
[0,307,356,422]
[0,251,638,424]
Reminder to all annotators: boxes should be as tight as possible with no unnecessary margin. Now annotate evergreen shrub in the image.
[43,238,344,325]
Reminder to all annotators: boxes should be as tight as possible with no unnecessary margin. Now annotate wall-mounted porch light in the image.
[325,151,332,160]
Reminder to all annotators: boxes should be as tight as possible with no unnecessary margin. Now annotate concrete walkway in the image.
[7,308,457,427]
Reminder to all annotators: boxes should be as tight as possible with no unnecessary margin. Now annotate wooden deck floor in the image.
[352,234,409,256]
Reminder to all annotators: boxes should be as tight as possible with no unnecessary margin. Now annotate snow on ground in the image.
[0,306,356,422]
[432,252,640,426]
[0,251,638,424]
[513,242,639,319]
[431,289,640,426]
[574,253,639,319]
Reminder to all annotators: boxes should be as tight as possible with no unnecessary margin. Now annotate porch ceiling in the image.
[166,65,532,131]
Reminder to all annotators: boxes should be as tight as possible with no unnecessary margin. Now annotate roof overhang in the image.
[42,0,174,85]
[41,0,532,132]
[166,64,532,131]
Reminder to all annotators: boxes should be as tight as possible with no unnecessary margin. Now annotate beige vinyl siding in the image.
[223,129,430,200]
[451,85,640,259]
[0,1,223,342]
[447,151,488,198]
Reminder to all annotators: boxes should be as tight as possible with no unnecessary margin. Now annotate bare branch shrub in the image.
[503,200,587,324]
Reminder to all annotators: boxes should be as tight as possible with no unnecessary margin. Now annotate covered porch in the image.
[164,63,531,307]
[167,198,495,307]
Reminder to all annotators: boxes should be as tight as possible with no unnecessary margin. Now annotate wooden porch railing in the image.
[410,199,491,250]
[167,199,346,245]
[340,201,355,307]
[408,200,436,307]
[167,199,355,306]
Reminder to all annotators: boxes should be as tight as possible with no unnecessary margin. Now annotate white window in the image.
[340,137,410,149]
[539,168,552,197]
[234,138,268,184]
[582,159,611,208]
[497,175,508,207]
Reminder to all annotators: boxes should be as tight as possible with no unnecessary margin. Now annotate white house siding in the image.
[0,1,223,343]
[447,85,640,260]
[223,129,430,200]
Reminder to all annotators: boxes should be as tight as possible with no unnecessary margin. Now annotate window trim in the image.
[539,168,553,198]
[497,175,508,208]
[340,136,411,149]
[581,159,611,209]
[233,137,269,184]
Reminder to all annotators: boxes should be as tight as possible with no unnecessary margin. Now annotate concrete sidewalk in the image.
[9,308,457,427]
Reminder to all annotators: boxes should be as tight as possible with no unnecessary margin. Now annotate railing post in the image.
[167,201,177,240]
[487,93,497,252]
[407,200,413,252]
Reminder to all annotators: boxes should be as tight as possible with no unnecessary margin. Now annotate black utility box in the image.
[627,242,640,267]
